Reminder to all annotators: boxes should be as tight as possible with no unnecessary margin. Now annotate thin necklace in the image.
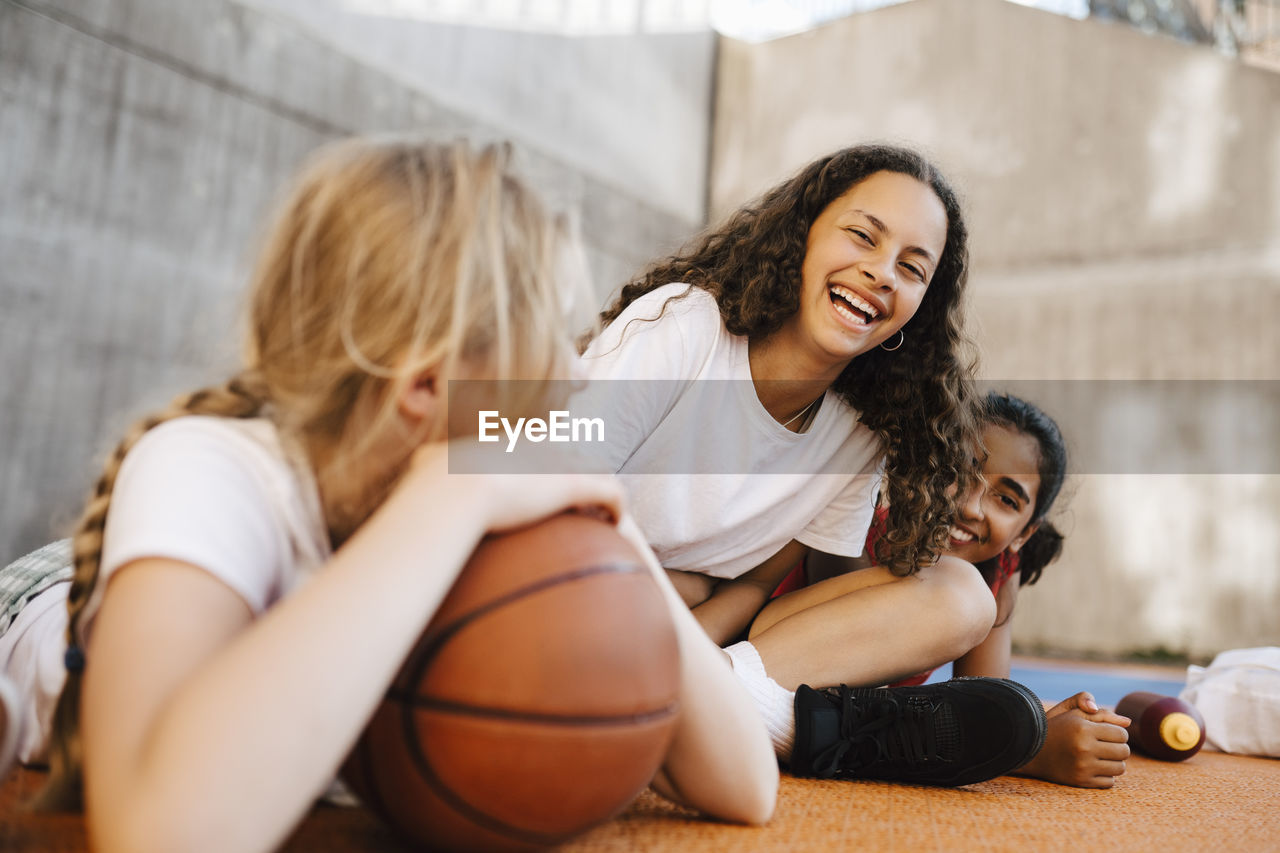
[780,395,821,430]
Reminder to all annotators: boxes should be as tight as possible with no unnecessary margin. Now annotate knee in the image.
[920,556,996,655]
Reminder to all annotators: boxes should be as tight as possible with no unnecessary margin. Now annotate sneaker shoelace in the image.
[813,688,951,777]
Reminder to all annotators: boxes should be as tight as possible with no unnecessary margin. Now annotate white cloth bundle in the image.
[1180,647,1280,757]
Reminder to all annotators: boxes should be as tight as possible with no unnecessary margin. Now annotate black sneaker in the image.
[791,677,1047,787]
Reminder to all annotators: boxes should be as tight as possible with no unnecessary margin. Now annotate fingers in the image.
[1095,758,1126,783]
[560,473,625,524]
[1074,692,1100,714]
[1034,713,1135,788]
[556,474,625,523]
[570,503,617,525]
[1079,730,1130,788]
[1095,736,1131,760]
[1045,691,1101,718]
[1066,691,1102,714]
[1068,751,1127,789]
[1048,692,1132,727]
[1080,701,1131,722]
[477,472,625,535]
[1092,722,1131,746]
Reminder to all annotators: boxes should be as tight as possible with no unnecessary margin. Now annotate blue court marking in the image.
[924,661,1186,708]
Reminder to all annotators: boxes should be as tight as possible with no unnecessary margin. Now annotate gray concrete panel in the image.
[712,0,1280,271]
[1,0,699,560]
[237,0,717,224]
[710,0,1280,657]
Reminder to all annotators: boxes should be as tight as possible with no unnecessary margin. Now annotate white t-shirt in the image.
[79,416,332,643]
[578,283,882,579]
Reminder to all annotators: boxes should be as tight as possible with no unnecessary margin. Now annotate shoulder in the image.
[582,284,730,380]
[621,282,718,318]
[121,417,250,492]
[131,412,276,450]
[133,415,285,455]
[124,415,321,533]
[602,284,723,343]
[113,416,298,525]
[124,416,299,487]
[102,416,326,617]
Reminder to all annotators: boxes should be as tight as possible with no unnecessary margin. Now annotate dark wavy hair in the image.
[592,144,979,575]
[978,392,1068,588]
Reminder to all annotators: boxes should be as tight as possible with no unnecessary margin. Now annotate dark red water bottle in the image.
[1115,691,1206,762]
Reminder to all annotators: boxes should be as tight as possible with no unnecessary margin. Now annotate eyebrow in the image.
[855,210,938,265]
[997,476,1032,506]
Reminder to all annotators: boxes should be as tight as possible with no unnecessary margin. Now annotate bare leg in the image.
[746,556,995,691]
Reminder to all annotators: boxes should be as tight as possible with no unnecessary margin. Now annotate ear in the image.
[397,367,441,423]
[1007,521,1040,554]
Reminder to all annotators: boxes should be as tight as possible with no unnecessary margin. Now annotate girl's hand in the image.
[409,441,625,535]
[1044,691,1131,727]
[1019,691,1131,788]
[668,570,716,608]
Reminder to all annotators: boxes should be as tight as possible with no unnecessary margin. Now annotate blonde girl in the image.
[9,138,774,852]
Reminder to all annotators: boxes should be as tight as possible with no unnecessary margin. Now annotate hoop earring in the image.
[880,330,905,352]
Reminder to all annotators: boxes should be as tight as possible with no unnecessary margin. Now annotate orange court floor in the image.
[3,656,1278,852]
[4,751,1279,853]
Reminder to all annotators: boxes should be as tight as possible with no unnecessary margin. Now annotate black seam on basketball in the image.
[384,692,679,726]
[396,561,645,698]
[398,560,655,845]
[404,558,640,671]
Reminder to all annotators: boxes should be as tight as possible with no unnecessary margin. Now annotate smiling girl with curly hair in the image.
[581,144,1047,787]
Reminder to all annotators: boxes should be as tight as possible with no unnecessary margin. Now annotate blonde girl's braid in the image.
[35,373,268,810]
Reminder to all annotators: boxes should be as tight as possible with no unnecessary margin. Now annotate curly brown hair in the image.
[593,144,979,575]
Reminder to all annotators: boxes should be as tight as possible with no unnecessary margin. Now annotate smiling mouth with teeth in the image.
[828,284,880,325]
[949,526,976,544]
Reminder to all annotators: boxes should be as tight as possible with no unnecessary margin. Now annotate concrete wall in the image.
[239,0,716,225]
[0,0,710,561]
[6,0,1274,659]
[712,0,1280,658]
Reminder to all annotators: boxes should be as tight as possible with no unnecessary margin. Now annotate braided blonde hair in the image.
[38,138,585,809]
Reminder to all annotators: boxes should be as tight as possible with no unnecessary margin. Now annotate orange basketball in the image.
[342,513,681,851]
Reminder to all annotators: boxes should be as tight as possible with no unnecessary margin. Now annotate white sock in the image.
[724,640,795,759]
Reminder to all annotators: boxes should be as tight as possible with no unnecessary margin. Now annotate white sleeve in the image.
[99,420,289,615]
[575,284,721,473]
[794,469,883,558]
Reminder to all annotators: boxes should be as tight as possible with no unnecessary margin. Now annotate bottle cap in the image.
[1159,712,1201,750]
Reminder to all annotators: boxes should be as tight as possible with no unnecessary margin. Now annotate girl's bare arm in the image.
[82,446,622,853]
[617,517,778,825]
[688,541,809,646]
[666,569,715,608]
[951,579,1017,679]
